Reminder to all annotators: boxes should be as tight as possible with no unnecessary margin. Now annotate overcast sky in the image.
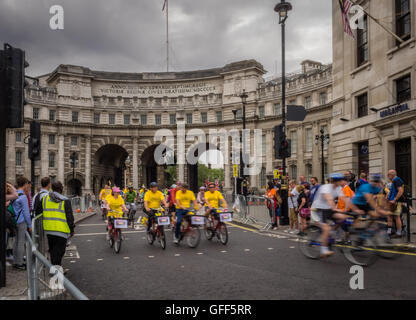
[0,0,332,78]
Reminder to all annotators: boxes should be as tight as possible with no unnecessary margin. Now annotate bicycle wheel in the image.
[204,217,214,240]
[218,223,228,245]
[159,227,166,250]
[186,226,201,248]
[299,225,322,259]
[114,230,122,254]
[342,233,378,267]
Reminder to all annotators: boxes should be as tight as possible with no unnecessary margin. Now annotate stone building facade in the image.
[6,59,333,195]
[331,0,416,197]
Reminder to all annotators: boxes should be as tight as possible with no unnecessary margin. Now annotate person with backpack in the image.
[11,176,32,270]
[32,177,51,218]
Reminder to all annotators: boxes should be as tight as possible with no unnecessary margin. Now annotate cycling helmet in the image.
[171,184,177,189]
[150,182,158,187]
[369,173,382,182]
[328,173,345,182]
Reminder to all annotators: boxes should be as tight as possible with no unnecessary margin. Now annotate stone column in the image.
[85,136,91,194]
[296,126,304,177]
[132,138,139,189]
[177,119,185,183]
[312,122,321,181]
[58,135,65,183]
[41,134,49,178]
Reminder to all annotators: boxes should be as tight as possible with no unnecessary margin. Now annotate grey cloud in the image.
[0,0,332,77]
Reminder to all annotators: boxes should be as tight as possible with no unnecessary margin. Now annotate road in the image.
[64,213,416,300]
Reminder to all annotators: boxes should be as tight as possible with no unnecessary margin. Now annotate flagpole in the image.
[166,0,169,72]
[349,0,404,44]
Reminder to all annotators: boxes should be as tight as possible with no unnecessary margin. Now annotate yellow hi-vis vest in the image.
[42,195,71,234]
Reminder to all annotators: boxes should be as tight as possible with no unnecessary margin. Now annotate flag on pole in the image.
[162,0,167,11]
[338,0,354,38]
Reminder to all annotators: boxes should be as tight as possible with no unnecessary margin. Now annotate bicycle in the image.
[146,207,169,250]
[172,209,203,248]
[204,208,233,245]
[107,210,128,254]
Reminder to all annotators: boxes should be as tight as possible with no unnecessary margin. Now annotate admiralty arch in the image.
[5,59,333,196]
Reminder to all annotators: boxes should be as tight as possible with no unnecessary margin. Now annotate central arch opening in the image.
[94,144,129,190]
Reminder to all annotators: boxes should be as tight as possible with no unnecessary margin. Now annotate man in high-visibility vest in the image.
[41,181,75,268]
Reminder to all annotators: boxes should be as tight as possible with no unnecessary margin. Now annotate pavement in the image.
[63,212,416,300]
[0,209,96,300]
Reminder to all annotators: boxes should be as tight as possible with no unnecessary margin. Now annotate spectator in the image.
[386,169,404,237]
[288,180,299,234]
[41,181,75,270]
[11,176,32,270]
[6,182,18,202]
[344,171,357,192]
[337,177,355,212]
[299,175,310,192]
[32,177,51,218]
[196,186,206,214]
[265,182,282,230]
[357,173,368,187]
[5,183,18,266]
[309,177,320,205]
[25,181,33,214]
[296,185,309,236]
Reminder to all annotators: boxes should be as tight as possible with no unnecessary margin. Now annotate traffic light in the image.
[29,121,41,161]
[274,125,291,159]
[1,43,29,129]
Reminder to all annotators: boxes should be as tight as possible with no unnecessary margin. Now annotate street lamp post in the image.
[315,128,330,184]
[274,0,292,226]
[69,152,78,196]
[124,155,131,188]
[239,90,248,180]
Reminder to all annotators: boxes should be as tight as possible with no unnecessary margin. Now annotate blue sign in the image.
[380,103,409,118]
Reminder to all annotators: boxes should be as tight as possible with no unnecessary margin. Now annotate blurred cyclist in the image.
[124,186,138,218]
[99,185,112,218]
[104,187,128,240]
[311,173,349,258]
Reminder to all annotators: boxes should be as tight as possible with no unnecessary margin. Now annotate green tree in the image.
[197,162,224,187]
[165,165,177,187]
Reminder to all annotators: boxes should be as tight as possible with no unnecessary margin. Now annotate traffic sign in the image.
[233,164,238,178]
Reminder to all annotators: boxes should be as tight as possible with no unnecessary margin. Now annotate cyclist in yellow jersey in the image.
[174,184,199,244]
[104,187,127,240]
[144,182,168,231]
[204,182,227,216]
[99,185,112,218]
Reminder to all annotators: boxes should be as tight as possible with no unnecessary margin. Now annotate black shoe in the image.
[13,264,26,271]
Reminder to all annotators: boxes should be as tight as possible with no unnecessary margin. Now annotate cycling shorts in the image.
[311,209,336,224]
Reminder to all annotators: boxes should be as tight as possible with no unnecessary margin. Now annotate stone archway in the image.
[94,144,129,189]
[141,144,175,188]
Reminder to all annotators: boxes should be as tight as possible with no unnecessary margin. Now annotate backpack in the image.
[32,190,48,217]
[7,198,23,228]
[399,184,412,203]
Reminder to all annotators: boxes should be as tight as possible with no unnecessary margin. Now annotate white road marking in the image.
[70,261,76,263]
[97,259,103,261]
[148,256,155,258]
[197,252,204,255]
[244,249,250,252]
[78,223,107,227]
[123,257,130,260]
[268,248,274,250]
[74,230,146,237]
[221,250,227,253]
[290,246,295,249]
[87,240,92,242]
[174,254,180,257]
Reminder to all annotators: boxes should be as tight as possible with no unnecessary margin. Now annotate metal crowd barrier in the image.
[69,195,96,214]
[245,195,275,231]
[25,230,88,300]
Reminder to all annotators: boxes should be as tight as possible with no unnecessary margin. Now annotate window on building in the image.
[33,108,39,120]
[15,132,22,142]
[170,114,176,125]
[16,151,22,166]
[305,128,313,152]
[320,92,327,105]
[357,15,368,66]
[396,0,411,43]
[124,114,130,125]
[358,141,369,176]
[236,109,242,119]
[202,96,208,103]
[72,111,78,123]
[258,106,265,118]
[49,153,55,168]
[289,99,296,105]
[261,135,266,156]
[186,113,193,124]
[94,113,100,124]
[71,136,78,146]
[49,134,55,145]
[216,111,222,122]
[306,164,312,180]
[49,110,56,121]
[357,93,368,118]
[274,103,281,116]
[155,114,162,125]
[141,114,147,125]
[201,112,207,123]
[290,165,297,181]
[396,74,411,103]
[290,131,297,154]
[305,96,312,109]
[109,114,115,125]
